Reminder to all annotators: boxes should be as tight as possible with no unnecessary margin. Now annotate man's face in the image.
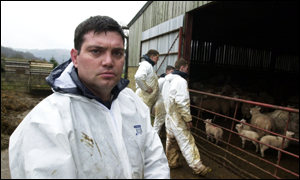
[71,31,125,94]
[166,69,174,75]
[180,65,189,73]
[151,55,159,64]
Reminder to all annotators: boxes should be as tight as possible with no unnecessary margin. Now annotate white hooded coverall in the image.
[153,77,167,135]
[9,61,170,179]
[135,60,159,110]
[162,73,205,174]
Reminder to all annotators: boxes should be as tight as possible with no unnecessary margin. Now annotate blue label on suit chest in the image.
[134,125,142,135]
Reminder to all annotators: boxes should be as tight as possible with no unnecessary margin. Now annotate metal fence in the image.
[189,89,299,179]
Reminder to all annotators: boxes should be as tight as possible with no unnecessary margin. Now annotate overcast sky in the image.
[1,1,147,50]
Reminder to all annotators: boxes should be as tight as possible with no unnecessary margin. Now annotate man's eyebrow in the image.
[86,46,124,51]
[86,45,106,50]
[113,48,125,51]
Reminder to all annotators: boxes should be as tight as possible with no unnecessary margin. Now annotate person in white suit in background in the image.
[162,58,211,176]
[134,49,160,111]
[153,65,175,135]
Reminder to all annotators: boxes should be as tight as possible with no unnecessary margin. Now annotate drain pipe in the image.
[122,26,129,79]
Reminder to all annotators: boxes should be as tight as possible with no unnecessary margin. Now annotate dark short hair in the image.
[74,15,125,54]
[174,58,188,70]
[166,65,175,71]
[146,49,159,57]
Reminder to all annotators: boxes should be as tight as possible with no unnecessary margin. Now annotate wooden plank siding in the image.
[128,1,211,67]
[2,58,53,92]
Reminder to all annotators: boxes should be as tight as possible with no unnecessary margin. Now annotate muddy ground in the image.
[1,90,298,179]
[1,90,46,150]
[1,90,48,179]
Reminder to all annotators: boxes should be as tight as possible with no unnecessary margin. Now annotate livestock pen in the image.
[189,89,299,179]
[1,58,53,94]
[28,61,53,93]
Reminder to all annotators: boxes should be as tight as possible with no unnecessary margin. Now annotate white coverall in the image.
[134,60,159,110]
[9,62,170,179]
[153,77,167,135]
[162,73,206,174]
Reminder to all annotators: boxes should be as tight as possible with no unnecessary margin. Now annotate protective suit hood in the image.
[142,55,156,66]
[165,73,177,83]
[172,70,188,79]
[46,58,129,109]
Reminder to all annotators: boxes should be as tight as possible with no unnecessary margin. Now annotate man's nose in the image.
[102,52,113,66]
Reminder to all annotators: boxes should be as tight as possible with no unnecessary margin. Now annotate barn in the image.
[126,1,299,179]
[126,1,299,101]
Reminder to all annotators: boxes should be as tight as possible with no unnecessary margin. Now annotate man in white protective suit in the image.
[153,65,175,136]
[134,49,160,111]
[9,15,170,179]
[162,58,212,176]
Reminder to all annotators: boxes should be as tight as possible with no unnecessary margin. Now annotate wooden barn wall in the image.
[191,40,299,73]
[128,1,211,67]
[190,41,299,73]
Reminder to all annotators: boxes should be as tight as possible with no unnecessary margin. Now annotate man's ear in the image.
[149,55,154,61]
[71,49,79,68]
[179,65,184,72]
